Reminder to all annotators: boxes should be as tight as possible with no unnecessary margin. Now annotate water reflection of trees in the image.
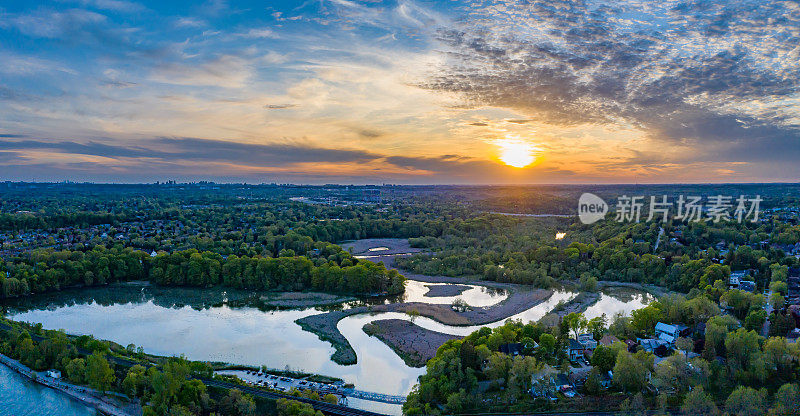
[602,287,654,303]
[0,283,396,315]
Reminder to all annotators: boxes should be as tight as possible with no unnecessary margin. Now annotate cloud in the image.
[264,104,297,109]
[423,0,800,160]
[0,137,384,167]
[150,55,253,88]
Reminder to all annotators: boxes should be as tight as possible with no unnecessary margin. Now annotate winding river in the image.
[2,239,654,415]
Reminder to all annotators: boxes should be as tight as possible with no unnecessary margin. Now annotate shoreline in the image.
[0,353,137,416]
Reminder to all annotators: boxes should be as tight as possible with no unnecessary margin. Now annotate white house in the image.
[46,369,62,379]
[654,322,689,345]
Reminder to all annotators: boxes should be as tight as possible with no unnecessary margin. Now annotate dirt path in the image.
[363,319,461,367]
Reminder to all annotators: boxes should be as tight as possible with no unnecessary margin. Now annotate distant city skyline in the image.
[1,0,798,184]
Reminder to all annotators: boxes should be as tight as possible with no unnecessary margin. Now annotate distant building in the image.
[46,369,62,379]
[788,268,800,306]
[729,270,750,289]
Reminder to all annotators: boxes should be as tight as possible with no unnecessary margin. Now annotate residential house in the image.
[46,369,62,379]
[598,334,620,347]
[738,280,757,293]
[729,270,750,289]
[654,322,690,345]
[787,268,800,306]
[577,333,598,350]
[566,339,585,362]
[499,343,523,356]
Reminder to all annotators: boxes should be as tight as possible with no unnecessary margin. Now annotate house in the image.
[577,333,598,350]
[554,373,576,397]
[150,250,158,257]
[599,334,620,346]
[787,268,800,305]
[738,280,757,293]
[654,322,690,345]
[566,339,585,362]
[46,369,62,379]
[729,270,750,289]
[637,338,666,353]
[499,343,523,356]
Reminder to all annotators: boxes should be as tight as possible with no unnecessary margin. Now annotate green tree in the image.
[564,312,587,339]
[538,333,556,356]
[682,386,718,415]
[65,358,86,384]
[590,345,617,372]
[86,352,115,393]
[612,350,652,393]
[725,386,766,416]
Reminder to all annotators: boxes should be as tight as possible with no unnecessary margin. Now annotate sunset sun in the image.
[494,137,542,168]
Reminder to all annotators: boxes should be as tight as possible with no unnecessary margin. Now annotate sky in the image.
[0,0,798,184]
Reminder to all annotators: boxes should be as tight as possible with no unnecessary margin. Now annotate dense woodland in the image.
[0,246,404,297]
[2,183,800,415]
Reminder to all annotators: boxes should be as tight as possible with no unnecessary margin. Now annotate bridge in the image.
[199,378,386,416]
[346,389,406,405]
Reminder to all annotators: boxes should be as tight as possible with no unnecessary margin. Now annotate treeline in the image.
[150,250,404,294]
[396,216,799,292]
[0,246,404,298]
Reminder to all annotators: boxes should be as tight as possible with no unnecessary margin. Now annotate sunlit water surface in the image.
[4,283,651,415]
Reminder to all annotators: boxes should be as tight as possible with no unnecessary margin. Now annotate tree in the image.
[406,309,420,324]
[539,333,556,356]
[587,315,607,340]
[676,337,694,357]
[220,389,257,416]
[584,367,602,395]
[86,352,115,393]
[564,312,587,339]
[613,350,652,393]
[771,383,799,415]
[122,364,147,398]
[65,358,86,384]
[630,304,662,335]
[590,345,616,372]
[725,386,766,416]
[745,309,767,332]
[682,386,719,415]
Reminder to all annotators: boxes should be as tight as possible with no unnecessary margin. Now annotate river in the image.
[2,282,651,415]
[0,361,98,416]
